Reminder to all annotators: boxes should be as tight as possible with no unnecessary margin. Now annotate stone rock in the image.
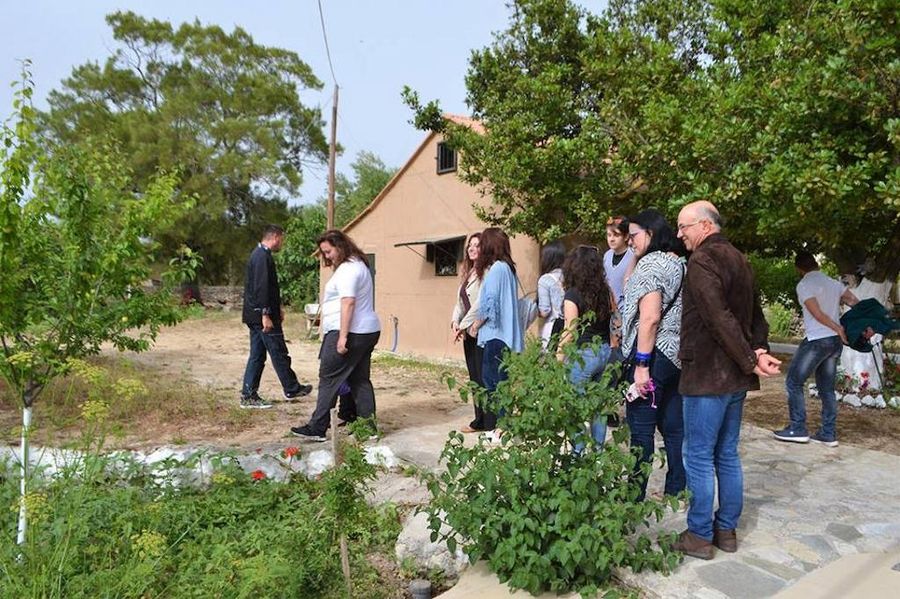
[858,394,887,409]
[301,449,334,477]
[367,472,430,506]
[889,396,900,409]
[234,453,291,482]
[694,561,787,598]
[365,445,400,469]
[808,384,819,398]
[396,511,469,577]
[842,394,862,407]
[825,522,863,543]
[0,445,82,478]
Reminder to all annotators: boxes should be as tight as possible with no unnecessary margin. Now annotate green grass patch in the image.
[0,356,254,448]
[371,352,466,378]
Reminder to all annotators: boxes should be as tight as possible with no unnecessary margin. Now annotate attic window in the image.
[437,142,457,174]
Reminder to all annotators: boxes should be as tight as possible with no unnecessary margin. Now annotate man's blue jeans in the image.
[241,323,302,398]
[785,335,843,437]
[682,392,745,541]
[570,343,612,447]
[625,352,684,500]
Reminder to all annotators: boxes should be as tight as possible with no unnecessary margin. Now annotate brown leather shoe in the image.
[673,530,715,560]
[713,528,737,553]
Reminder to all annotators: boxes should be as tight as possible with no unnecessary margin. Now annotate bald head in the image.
[677,201,721,250]
[683,201,721,228]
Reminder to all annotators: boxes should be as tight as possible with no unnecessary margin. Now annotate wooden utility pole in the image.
[326,84,339,230]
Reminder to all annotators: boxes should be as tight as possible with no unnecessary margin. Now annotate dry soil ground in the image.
[2,311,898,454]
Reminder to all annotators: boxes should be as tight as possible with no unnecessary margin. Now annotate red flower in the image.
[251,470,266,481]
[861,372,870,378]
[282,446,300,459]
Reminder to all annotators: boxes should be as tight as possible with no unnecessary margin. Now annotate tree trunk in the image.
[16,398,32,547]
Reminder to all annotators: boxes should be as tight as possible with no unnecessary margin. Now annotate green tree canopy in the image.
[405,0,900,281]
[333,151,396,227]
[276,150,394,307]
[277,203,327,307]
[40,11,329,283]
[1,75,195,410]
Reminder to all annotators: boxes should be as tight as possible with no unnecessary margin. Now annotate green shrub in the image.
[425,339,680,597]
[763,301,800,340]
[748,254,799,310]
[0,445,400,598]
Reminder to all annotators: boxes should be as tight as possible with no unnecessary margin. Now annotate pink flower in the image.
[251,470,266,481]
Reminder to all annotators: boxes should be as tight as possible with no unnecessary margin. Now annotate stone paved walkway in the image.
[380,405,900,598]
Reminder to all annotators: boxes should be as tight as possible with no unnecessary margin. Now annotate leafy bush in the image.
[0,439,400,598]
[748,254,800,310]
[425,339,680,597]
[277,205,326,307]
[763,301,801,340]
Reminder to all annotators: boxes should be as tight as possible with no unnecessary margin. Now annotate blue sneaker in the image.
[810,432,839,447]
[773,427,809,443]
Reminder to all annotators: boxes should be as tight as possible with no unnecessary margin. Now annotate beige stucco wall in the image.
[323,132,540,360]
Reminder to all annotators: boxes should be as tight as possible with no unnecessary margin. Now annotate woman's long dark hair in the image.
[540,240,565,275]
[317,229,368,268]
[628,209,677,258]
[459,232,481,282]
[475,227,515,279]
[562,246,612,321]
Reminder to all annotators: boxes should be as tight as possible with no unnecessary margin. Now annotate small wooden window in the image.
[437,142,457,174]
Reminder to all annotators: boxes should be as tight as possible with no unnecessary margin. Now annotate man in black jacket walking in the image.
[240,225,312,408]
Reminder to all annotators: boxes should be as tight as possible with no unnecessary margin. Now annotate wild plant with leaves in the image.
[425,338,681,596]
[0,70,196,545]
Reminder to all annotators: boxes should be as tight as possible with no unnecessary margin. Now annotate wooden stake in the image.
[331,407,352,595]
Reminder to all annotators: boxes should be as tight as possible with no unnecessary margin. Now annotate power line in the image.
[316,0,338,85]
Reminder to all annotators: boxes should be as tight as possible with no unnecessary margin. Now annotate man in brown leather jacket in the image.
[672,201,781,560]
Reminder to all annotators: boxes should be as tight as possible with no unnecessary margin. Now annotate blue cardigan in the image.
[477,261,524,352]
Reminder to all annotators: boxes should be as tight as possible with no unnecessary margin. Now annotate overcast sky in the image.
[0,0,524,205]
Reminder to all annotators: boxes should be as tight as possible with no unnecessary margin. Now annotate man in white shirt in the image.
[774,251,858,447]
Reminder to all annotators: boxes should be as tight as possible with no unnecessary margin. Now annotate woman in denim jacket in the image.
[469,227,523,437]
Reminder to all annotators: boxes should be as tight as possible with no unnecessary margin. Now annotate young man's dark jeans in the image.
[625,352,685,500]
[241,322,303,398]
[785,335,843,438]
[306,330,380,435]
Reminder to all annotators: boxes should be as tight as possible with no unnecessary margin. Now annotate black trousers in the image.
[463,333,487,430]
[306,330,380,434]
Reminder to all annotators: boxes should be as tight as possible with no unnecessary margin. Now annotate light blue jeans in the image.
[683,392,745,541]
[569,343,612,448]
[785,335,843,438]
